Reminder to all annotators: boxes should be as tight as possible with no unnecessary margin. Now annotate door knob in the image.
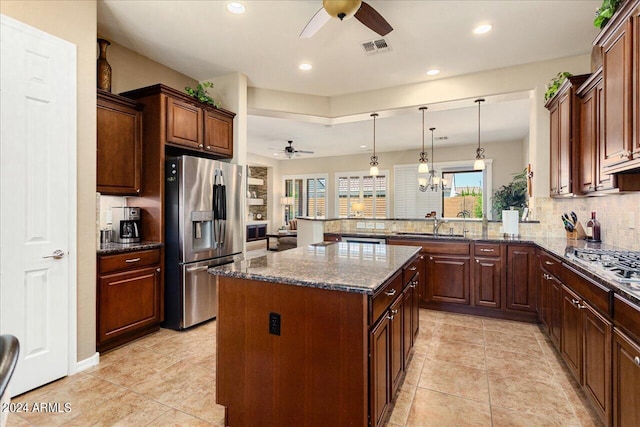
[42,249,65,259]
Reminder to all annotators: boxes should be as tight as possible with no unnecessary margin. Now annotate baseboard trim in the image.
[74,352,99,373]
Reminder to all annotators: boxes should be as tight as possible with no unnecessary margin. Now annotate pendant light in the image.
[474,98,486,171]
[430,127,440,187]
[369,113,379,176]
[418,107,429,174]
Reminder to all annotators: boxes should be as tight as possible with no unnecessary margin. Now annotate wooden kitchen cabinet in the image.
[561,284,584,382]
[545,74,589,197]
[506,245,537,313]
[121,84,236,159]
[473,243,503,309]
[369,311,391,427]
[96,89,144,196]
[539,251,563,350]
[427,254,470,305]
[97,248,163,352]
[583,302,612,425]
[389,294,404,396]
[613,328,640,427]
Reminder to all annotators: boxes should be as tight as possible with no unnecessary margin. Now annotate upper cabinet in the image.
[594,1,640,174]
[545,74,589,197]
[121,84,236,159]
[97,89,144,196]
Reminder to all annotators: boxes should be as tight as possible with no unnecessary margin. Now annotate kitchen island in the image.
[209,242,421,427]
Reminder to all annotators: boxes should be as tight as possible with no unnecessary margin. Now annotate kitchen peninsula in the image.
[209,242,421,427]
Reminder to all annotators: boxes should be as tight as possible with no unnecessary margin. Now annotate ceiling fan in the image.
[300,0,393,38]
[271,141,315,159]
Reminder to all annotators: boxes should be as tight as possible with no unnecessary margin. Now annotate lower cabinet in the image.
[506,245,537,312]
[540,266,563,350]
[583,304,612,424]
[97,249,163,352]
[612,328,640,427]
[403,273,420,368]
[473,256,501,308]
[246,224,267,242]
[427,254,470,305]
[369,313,391,427]
[390,295,404,396]
[561,285,584,381]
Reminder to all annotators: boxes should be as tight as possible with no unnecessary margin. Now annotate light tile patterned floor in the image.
[6,309,602,426]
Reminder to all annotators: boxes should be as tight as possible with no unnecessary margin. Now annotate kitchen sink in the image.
[395,232,464,238]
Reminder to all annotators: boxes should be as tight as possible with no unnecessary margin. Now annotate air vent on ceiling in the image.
[361,38,391,55]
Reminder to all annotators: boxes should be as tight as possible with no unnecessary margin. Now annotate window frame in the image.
[282,173,329,220]
[334,170,390,218]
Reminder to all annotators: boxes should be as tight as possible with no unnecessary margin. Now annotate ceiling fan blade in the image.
[354,1,393,36]
[300,7,331,38]
[295,150,315,154]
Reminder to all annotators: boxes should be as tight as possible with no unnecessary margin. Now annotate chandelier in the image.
[419,127,446,192]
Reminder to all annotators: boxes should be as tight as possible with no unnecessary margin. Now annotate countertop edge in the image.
[97,241,163,255]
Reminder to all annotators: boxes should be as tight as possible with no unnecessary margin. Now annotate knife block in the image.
[566,222,587,240]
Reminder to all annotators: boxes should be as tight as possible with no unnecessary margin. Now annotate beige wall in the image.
[275,138,524,218]
[104,40,197,94]
[1,0,97,361]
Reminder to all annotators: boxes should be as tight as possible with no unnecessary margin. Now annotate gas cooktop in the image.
[570,248,640,286]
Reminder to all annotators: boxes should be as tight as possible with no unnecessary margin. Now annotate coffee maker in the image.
[112,207,141,243]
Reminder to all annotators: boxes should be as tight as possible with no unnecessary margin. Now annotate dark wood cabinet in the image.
[427,254,470,305]
[204,109,234,157]
[390,295,404,396]
[369,312,390,427]
[166,96,203,149]
[545,75,589,197]
[246,224,267,242]
[539,255,563,351]
[602,16,634,173]
[583,303,612,425]
[97,90,144,196]
[561,285,584,382]
[402,271,420,367]
[97,248,162,352]
[506,245,537,312]
[612,328,640,427]
[473,255,501,308]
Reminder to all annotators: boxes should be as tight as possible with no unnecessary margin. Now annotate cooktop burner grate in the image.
[572,248,640,284]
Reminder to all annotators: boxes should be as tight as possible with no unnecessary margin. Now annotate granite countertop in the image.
[97,241,163,255]
[209,242,421,295]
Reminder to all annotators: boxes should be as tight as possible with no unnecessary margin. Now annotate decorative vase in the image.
[97,38,112,92]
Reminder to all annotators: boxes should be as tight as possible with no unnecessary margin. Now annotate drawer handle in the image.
[156,268,161,272]
[206,146,212,150]
[429,256,433,260]
[391,309,398,314]
[480,248,494,252]
[387,314,394,321]
[385,288,397,297]
[420,255,424,260]
[198,144,204,148]
[634,356,640,367]
[476,259,480,263]
[409,266,417,271]
[125,258,141,263]
[545,261,554,266]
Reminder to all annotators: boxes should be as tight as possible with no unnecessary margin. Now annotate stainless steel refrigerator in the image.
[164,155,243,330]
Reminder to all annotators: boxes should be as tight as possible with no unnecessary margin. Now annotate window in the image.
[336,172,388,218]
[394,160,492,219]
[283,174,327,221]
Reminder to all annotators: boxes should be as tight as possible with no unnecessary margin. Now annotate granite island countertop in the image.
[209,242,421,295]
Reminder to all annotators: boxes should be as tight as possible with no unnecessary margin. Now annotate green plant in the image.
[492,168,528,220]
[473,193,483,218]
[184,81,220,108]
[544,72,572,102]
[594,0,622,29]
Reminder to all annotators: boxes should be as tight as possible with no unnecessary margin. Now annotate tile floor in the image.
[6,309,602,426]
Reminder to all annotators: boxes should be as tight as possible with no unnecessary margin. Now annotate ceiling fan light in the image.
[473,24,493,35]
[418,162,429,174]
[426,69,440,76]
[299,63,312,71]
[369,165,379,176]
[285,151,295,159]
[474,159,486,170]
[323,0,362,20]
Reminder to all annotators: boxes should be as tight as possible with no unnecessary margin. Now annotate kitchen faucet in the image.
[433,217,448,236]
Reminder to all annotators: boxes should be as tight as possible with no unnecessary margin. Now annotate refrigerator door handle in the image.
[186,265,209,273]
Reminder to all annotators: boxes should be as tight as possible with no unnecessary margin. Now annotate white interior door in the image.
[0,14,76,397]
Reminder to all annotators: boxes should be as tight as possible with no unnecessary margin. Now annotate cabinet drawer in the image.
[421,241,470,255]
[539,250,563,278]
[614,294,640,342]
[371,272,402,325]
[474,243,501,257]
[403,256,421,285]
[99,249,160,274]
[560,262,612,317]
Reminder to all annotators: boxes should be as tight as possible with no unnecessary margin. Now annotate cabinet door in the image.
[166,97,203,149]
[558,92,572,195]
[602,19,633,171]
[369,315,391,427]
[595,78,615,190]
[411,274,420,342]
[257,224,267,239]
[580,84,597,194]
[97,266,161,346]
[612,329,640,427]
[561,285,583,382]
[403,285,413,367]
[204,109,233,157]
[583,303,612,425]
[549,276,563,350]
[506,246,537,312]
[473,256,501,308]
[97,92,143,195]
[390,296,404,396]
[427,255,470,305]
[549,102,560,195]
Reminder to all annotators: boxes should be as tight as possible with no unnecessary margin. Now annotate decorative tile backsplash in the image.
[533,193,640,250]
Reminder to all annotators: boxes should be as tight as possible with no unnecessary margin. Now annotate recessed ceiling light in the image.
[299,63,312,71]
[226,2,245,14]
[272,152,279,156]
[473,24,492,35]
[426,69,440,76]
[360,145,367,148]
